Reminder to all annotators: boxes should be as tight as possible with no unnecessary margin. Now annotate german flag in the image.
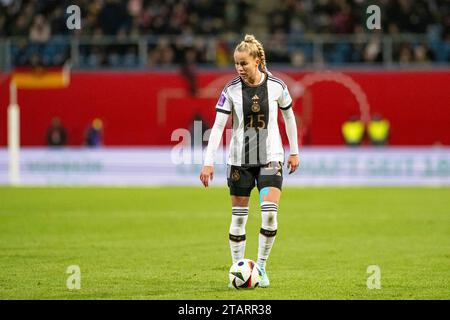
[11,64,70,89]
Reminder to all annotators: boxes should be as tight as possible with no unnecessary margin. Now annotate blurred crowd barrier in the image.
[1,33,450,70]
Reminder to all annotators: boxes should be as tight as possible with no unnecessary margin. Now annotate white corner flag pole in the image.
[8,80,20,185]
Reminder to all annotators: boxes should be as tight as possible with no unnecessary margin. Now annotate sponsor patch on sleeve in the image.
[218,93,226,107]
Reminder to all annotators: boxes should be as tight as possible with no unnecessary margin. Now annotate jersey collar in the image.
[241,71,267,88]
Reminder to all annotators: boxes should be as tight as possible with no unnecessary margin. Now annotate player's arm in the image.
[278,85,300,174]
[281,107,300,174]
[200,111,229,187]
[200,88,233,187]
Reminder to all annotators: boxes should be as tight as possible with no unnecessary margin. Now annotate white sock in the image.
[257,201,278,269]
[229,207,249,263]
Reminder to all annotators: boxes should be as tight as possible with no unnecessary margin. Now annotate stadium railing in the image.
[0,33,449,70]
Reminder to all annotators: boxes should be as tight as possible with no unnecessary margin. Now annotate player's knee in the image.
[230,207,249,236]
[261,201,278,231]
[261,211,278,231]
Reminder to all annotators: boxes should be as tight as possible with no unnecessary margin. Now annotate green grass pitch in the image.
[0,187,449,300]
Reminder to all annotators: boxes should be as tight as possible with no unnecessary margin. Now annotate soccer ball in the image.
[229,259,262,289]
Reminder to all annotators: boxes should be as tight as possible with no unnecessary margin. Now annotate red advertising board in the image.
[1,69,449,146]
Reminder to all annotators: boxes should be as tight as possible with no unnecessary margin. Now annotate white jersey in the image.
[215,72,293,166]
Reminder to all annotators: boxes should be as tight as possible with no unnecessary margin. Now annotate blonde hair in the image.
[235,34,267,72]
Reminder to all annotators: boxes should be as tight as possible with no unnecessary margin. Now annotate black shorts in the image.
[227,161,283,197]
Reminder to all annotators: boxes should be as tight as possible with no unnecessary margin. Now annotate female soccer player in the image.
[199,34,300,288]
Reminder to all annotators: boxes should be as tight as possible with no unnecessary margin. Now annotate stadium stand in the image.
[0,0,449,69]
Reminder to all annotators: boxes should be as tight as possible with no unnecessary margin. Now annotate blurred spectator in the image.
[128,0,143,18]
[363,34,383,63]
[46,117,67,147]
[398,43,414,64]
[180,47,198,96]
[368,114,390,146]
[98,0,129,36]
[10,14,29,37]
[268,2,292,34]
[385,0,433,33]
[85,118,103,147]
[291,50,306,67]
[29,15,50,43]
[266,30,291,63]
[342,115,364,147]
[413,43,433,63]
[224,0,250,33]
[331,3,354,34]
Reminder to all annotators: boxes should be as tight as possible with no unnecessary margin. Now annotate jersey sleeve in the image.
[215,89,232,114]
[278,85,293,110]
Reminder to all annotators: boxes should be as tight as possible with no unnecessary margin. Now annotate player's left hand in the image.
[287,154,300,174]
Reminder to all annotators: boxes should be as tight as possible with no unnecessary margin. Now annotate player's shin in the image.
[229,207,249,263]
[257,202,278,269]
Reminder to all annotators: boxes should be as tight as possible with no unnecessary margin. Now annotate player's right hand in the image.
[200,166,214,187]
